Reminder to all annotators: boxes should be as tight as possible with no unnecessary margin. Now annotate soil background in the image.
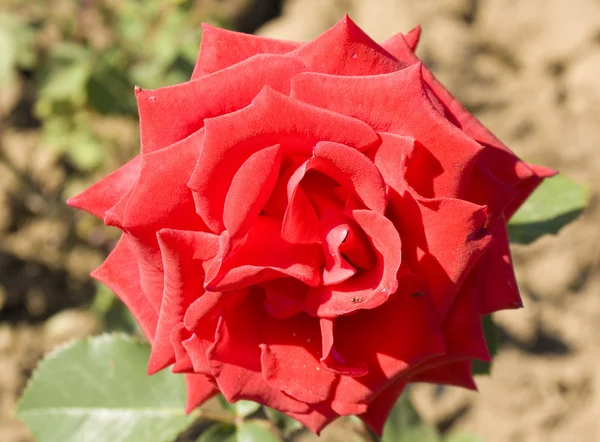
[1,0,599,441]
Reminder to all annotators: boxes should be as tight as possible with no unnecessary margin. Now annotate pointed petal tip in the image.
[404,24,422,50]
[146,351,172,376]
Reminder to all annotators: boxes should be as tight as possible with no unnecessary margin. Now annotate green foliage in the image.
[382,393,483,442]
[382,393,440,442]
[3,0,225,171]
[195,423,237,442]
[17,334,195,442]
[509,175,588,244]
[237,420,281,442]
[263,406,304,436]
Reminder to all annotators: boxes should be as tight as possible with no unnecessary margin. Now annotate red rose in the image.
[68,16,554,434]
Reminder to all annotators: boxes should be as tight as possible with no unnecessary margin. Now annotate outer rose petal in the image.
[207,290,311,414]
[67,156,141,219]
[386,190,492,319]
[188,87,379,233]
[381,29,556,212]
[148,229,220,374]
[137,55,307,154]
[290,15,406,75]
[183,290,248,375]
[290,63,483,198]
[91,236,157,341]
[192,23,301,78]
[437,263,490,363]
[171,324,194,373]
[480,220,523,314]
[411,360,477,390]
[358,380,408,435]
[403,25,422,51]
[285,404,339,435]
[108,130,206,270]
[184,373,219,413]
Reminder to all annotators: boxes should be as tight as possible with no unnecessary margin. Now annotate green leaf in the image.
[17,334,195,442]
[508,175,588,244]
[382,393,440,442]
[237,420,281,442]
[472,314,498,376]
[263,406,303,436]
[87,65,137,115]
[233,400,261,418]
[195,423,237,442]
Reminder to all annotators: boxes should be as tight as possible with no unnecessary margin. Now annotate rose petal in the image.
[184,373,219,413]
[404,25,422,51]
[285,404,339,435]
[207,289,311,413]
[262,278,309,319]
[387,190,492,319]
[411,360,477,390]
[91,236,157,342]
[206,216,322,291]
[171,324,193,373]
[283,157,346,245]
[291,63,483,198]
[358,380,408,435]
[192,23,301,78]
[303,210,401,317]
[282,182,322,244]
[314,141,387,215]
[378,35,556,209]
[320,318,368,378]
[66,156,141,219]
[481,220,522,314]
[148,229,219,374]
[260,313,337,404]
[110,130,206,269]
[188,87,380,233]
[138,55,307,154]
[321,220,356,286]
[290,15,405,75]
[381,28,421,60]
[327,271,445,415]
[439,263,490,363]
[224,145,282,239]
[182,289,247,376]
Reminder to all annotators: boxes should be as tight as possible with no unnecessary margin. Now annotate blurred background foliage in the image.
[2,0,230,173]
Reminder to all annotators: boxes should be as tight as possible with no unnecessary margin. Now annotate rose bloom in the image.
[69,16,554,433]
